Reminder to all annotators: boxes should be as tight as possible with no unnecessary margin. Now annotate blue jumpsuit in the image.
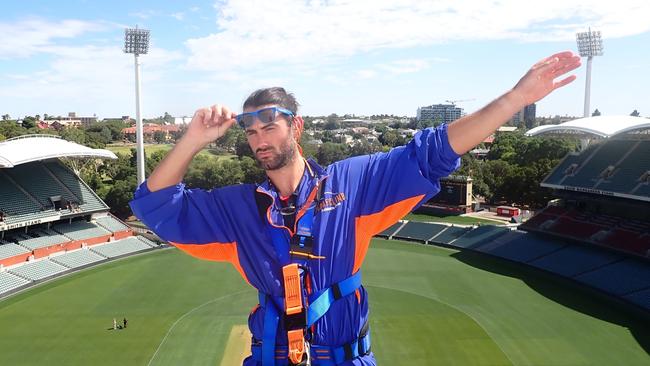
[129,125,460,365]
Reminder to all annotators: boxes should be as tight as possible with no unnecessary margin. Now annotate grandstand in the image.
[0,135,159,299]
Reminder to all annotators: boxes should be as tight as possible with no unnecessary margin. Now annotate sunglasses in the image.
[236,107,294,129]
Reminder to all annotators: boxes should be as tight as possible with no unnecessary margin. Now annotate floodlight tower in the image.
[576,28,603,118]
[124,26,150,185]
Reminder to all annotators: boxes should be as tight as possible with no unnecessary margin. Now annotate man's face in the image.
[243,104,297,171]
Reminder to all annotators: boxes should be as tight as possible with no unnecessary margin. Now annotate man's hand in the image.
[145,104,237,192]
[184,104,238,148]
[511,51,582,106]
[447,51,581,155]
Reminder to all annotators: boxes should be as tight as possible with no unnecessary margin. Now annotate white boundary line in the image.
[147,290,250,366]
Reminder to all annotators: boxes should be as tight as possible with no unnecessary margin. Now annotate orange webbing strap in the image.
[283,263,303,315]
[287,329,307,364]
[283,263,307,364]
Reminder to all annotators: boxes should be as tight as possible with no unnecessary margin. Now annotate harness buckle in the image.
[283,263,304,315]
[287,329,310,365]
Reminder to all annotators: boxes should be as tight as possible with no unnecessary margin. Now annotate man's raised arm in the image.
[447,51,581,155]
[146,104,237,192]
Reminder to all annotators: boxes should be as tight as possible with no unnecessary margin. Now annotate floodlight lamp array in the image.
[576,30,603,57]
[124,28,150,55]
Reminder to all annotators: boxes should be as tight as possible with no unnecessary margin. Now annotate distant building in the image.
[416,104,463,124]
[510,103,536,128]
[121,123,180,142]
[524,104,537,129]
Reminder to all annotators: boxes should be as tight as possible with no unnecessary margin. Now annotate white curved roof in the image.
[0,135,117,168]
[525,115,650,138]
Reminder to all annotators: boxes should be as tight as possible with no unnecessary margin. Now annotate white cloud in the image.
[0,18,107,58]
[171,12,185,21]
[378,59,430,75]
[186,0,650,75]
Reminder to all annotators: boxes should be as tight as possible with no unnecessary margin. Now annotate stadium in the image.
[1,115,649,366]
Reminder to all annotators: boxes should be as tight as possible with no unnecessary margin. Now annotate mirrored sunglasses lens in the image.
[259,109,277,124]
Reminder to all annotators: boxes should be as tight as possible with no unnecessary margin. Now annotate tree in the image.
[316,142,348,166]
[60,126,86,144]
[1,114,10,121]
[630,110,640,117]
[163,112,174,124]
[153,130,167,144]
[21,116,36,129]
[592,109,601,116]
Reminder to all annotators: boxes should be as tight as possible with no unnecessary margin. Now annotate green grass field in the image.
[405,212,503,226]
[0,240,648,365]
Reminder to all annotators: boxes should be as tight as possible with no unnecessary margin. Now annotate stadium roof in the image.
[0,135,117,168]
[525,115,650,138]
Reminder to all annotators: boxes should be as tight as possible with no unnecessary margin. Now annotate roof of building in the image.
[0,135,117,168]
[525,115,650,138]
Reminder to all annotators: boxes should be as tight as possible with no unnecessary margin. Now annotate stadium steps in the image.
[0,271,31,295]
[528,244,624,278]
[136,236,158,248]
[8,260,68,281]
[392,221,448,243]
[474,231,567,263]
[50,249,107,269]
[450,225,510,249]
[18,234,70,251]
[429,226,471,245]
[574,258,650,296]
[42,161,108,212]
[377,221,406,238]
[623,287,650,310]
[3,163,78,209]
[90,237,153,258]
[94,215,130,233]
[0,243,30,260]
[52,221,111,241]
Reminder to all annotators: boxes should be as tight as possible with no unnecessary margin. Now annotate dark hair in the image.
[243,87,299,115]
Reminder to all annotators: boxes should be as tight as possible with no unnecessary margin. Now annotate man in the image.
[130,51,580,365]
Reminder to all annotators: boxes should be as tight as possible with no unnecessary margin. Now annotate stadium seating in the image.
[574,259,650,296]
[136,236,158,248]
[451,225,510,249]
[528,244,623,277]
[18,234,70,251]
[0,171,48,224]
[94,215,130,233]
[429,226,471,245]
[393,221,447,242]
[3,163,78,210]
[0,271,30,295]
[377,222,404,238]
[623,287,650,310]
[596,141,650,194]
[52,221,110,241]
[42,161,108,212]
[0,243,30,260]
[50,250,106,269]
[562,140,632,189]
[475,231,566,263]
[90,237,153,258]
[8,260,68,281]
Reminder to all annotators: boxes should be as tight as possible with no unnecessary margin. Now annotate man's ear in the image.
[292,116,304,141]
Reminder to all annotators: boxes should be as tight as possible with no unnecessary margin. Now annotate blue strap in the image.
[307,271,362,326]
[251,332,371,365]
[262,295,280,366]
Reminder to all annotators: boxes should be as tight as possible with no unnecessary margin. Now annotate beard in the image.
[255,136,297,171]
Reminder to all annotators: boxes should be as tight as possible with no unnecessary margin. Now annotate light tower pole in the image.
[124,26,150,185]
[576,28,603,118]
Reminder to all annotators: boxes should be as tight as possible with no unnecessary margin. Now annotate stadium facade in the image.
[0,135,159,299]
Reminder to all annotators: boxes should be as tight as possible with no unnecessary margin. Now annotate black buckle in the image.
[284,309,307,331]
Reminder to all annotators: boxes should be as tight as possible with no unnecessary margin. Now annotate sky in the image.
[1,0,649,120]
